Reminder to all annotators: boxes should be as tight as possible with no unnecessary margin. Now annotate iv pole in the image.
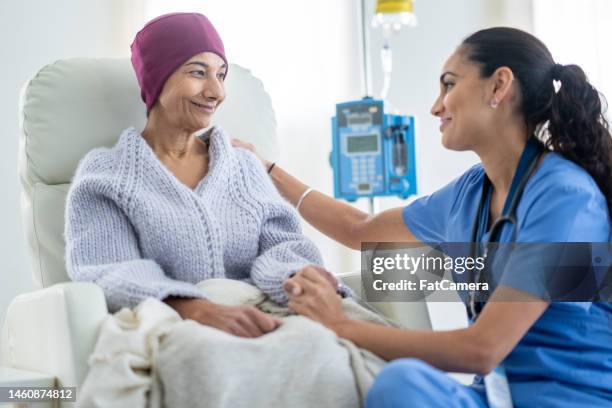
[359,0,380,216]
[359,0,373,99]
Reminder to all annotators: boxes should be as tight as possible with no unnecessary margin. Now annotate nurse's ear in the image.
[488,66,515,109]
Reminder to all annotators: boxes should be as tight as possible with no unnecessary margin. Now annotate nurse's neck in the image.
[477,126,529,196]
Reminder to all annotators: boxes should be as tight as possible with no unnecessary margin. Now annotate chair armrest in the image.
[0,366,55,387]
[1,282,107,389]
[0,367,56,408]
[338,270,432,330]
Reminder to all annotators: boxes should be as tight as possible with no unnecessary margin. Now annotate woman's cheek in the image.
[443,92,451,109]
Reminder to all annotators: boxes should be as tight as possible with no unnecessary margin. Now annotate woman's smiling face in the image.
[154,52,227,132]
[430,48,495,152]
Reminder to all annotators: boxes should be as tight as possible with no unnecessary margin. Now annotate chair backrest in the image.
[18,58,279,288]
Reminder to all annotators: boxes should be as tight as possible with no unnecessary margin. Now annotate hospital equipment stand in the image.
[359,0,379,216]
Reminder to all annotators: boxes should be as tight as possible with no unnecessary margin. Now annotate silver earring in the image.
[490,100,499,109]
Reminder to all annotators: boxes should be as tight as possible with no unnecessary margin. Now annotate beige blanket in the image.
[78,279,392,408]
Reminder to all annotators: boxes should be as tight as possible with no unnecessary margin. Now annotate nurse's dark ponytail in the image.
[462,27,612,216]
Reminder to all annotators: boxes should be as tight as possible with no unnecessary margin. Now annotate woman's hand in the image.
[164,297,282,338]
[283,266,349,330]
[230,138,272,169]
[284,265,339,296]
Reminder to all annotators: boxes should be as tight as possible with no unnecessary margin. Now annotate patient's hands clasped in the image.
[164,297,282,338]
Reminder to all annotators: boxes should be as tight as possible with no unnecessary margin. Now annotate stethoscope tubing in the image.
[468,142,544,320]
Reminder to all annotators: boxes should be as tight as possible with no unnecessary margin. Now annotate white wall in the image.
[534,0,612,107]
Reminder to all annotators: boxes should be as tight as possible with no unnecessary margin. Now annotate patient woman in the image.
[64,12,337,339]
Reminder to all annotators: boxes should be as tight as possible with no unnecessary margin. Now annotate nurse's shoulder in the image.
[521,152,610,241]
[531,152,606,206]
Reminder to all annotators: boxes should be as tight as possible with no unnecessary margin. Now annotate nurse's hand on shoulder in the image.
[231,138,271,168]
[163,296,282,338]
[284,266,349,329]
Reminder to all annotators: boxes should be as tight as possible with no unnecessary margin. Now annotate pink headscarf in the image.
[131,12,227,113]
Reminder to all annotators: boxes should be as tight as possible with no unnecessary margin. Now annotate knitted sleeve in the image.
[250,198,324,304]
[236,149,352,304]
[251,212,355,302]
[64,154,205,312]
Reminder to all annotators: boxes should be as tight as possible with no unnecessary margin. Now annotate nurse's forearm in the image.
[332,289,548,375]
[332,320,496,376]
[268,164,369,249]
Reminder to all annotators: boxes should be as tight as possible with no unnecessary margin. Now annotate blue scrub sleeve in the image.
[402,165,482,242]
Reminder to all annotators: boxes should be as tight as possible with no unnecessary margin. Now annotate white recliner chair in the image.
[1,58,432,406]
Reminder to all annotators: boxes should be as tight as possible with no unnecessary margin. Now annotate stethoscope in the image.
[467,136,545,320]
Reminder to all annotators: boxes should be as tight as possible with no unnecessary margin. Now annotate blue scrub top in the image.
[403,152,612,405]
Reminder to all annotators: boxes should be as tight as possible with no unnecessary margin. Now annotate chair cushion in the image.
[19,58,278,287]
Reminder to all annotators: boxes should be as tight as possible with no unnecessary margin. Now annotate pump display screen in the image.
[347,114,372,126]
[347,134,378,153]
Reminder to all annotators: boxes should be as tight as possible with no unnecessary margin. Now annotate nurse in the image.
[233,27,612,406]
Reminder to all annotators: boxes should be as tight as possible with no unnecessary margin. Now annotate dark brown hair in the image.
[462,27,612,216]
